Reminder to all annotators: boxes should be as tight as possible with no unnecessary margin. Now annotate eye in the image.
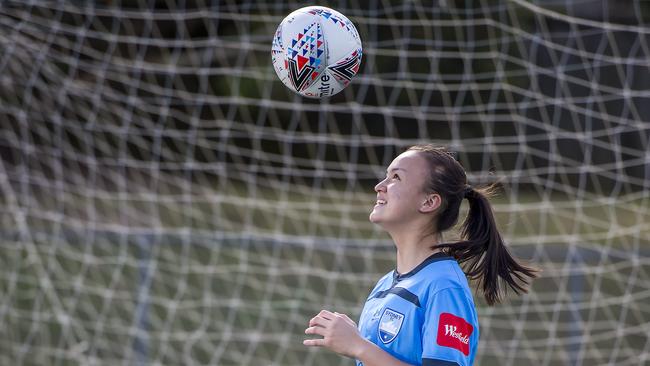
[392,173,400,180]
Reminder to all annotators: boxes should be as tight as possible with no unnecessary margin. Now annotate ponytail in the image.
[435,184,539,306]
[407,144,538,306]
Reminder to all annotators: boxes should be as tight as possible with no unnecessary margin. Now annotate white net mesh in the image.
[1,1,649,365]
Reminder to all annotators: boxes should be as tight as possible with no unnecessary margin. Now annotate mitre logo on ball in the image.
[272,6,362,98]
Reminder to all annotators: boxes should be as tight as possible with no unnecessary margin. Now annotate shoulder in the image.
[418,259,472,300]
[420,285,479,365]
[366,270,395,297]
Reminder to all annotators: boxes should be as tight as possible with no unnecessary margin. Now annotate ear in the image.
[419,193,441,214]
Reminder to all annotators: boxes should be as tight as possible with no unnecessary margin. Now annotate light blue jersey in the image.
[357,252,479,366]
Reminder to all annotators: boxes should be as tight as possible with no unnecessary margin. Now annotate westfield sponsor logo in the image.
[444,324,469,345]
[437,312,473,356]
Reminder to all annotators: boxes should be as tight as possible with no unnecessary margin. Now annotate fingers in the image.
[309,309,337,327]
[304,311,361,356]
[332,311,356,327]
[340,313,357,326]
[303,338,326,347]
[309,311,356,327]
[304,326,325,336]
[318,309,335,319]
[304,320,327,348]
[309,315,331,328]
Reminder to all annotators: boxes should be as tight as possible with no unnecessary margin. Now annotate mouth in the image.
[374,199,386,206]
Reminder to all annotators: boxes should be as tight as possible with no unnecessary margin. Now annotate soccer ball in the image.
[272,6,362,98]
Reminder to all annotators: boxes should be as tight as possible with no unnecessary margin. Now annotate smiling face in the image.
[369,150,440,231]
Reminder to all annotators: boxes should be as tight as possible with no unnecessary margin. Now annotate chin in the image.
[369,211,381,224]
[369,212,388,226]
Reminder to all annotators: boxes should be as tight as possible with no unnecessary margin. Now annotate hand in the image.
[303,309,368,358]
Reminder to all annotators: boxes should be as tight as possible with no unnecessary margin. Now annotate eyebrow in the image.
[386,168,407,174]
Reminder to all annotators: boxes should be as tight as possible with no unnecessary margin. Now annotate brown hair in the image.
[408,144,538,306]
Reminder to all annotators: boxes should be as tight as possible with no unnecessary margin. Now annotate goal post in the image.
[1,1,649,365]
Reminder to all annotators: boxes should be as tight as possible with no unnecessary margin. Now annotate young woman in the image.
[304,145,538,366]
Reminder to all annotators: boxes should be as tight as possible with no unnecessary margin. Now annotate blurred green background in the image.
[1,1,649,365]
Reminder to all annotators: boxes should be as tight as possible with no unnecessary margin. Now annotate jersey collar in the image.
[393,251,454,282]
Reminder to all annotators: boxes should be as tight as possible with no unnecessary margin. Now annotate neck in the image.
[389,229,441,275]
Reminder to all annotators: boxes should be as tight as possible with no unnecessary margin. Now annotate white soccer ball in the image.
[272,6,362,98]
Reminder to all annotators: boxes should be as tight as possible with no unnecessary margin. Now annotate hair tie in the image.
[463,185,473,198]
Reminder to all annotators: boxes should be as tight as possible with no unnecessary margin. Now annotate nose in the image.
[374,178,387,193]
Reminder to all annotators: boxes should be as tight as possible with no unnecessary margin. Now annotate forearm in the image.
[355,339,415,366]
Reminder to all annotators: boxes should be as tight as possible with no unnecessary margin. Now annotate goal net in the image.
[1,1,649,365]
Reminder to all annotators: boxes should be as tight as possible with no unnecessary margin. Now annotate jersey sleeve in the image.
[421,287,478,366]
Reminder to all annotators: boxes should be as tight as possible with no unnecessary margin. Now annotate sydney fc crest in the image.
[378,308,404,344]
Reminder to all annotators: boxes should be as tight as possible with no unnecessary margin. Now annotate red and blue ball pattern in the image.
[272,6,362,98]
